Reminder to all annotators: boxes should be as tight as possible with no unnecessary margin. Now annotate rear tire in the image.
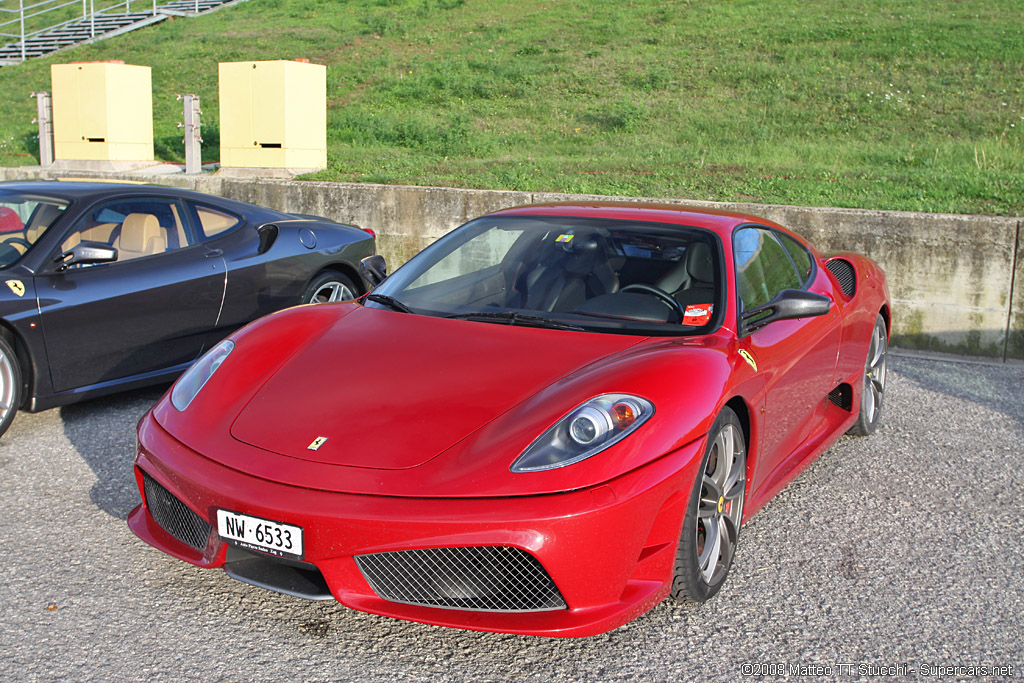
[848,313,887,436]
[0,336,22,439]
[301,272,358,304]
[671,407,746,603]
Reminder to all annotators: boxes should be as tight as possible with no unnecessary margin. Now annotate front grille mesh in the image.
[825,258,856,297]
[356,546,566,612]
[143,472,212,552]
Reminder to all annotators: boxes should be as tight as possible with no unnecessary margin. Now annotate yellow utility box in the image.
[219,60,327,170]
[50,62,154,162]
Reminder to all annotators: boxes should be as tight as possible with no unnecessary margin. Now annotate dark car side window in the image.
[60,197,194,263]
[733,226,803,311]
[188,203,243,242]
[0,194,69,268]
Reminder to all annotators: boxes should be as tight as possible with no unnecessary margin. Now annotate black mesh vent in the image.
[355,546,566,612]
[828,384,852,411]
[143,472,212,552]
[826,258,856,297]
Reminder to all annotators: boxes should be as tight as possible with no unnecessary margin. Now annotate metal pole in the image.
[89,0,95,38]
[182,94,202,175]
[152,0,156,16]
[82,0,87,20]
[127,0,131,15]
[19,0,25,62]
[35,92,54,167]
[195,0,199,14]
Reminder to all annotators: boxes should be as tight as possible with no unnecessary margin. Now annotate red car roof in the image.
[488,201,770,233]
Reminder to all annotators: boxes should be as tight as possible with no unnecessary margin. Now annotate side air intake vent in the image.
[825,258,856,297]
[827,384,853,411]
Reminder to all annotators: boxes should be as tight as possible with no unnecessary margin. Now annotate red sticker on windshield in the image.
[683,304,713,325]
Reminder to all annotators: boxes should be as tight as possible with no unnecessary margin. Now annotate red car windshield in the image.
[370,215,723,335]
[0,191,69,269]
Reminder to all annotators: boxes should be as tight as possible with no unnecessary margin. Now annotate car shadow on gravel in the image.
[891,354,1024,429]
[60,385,168,520]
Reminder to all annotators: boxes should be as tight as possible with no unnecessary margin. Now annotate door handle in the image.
[204,249,223,258]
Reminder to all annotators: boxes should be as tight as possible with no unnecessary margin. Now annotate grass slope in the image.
[0,0,1021,215]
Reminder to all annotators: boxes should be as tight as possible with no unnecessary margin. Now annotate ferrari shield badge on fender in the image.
[307,436,329,451]
[738,348,758,372]
[6,279,25,297]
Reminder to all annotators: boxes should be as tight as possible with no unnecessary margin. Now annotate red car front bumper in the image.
[128,412,706,637]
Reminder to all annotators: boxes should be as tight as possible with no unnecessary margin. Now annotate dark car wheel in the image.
[0,336,21,438]
[671,406,746,603]
[848,313,887,436]
[302,272,358,304]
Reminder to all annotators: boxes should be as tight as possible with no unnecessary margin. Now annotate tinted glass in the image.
[0,191,69,268]
[60,197,191,263]
[192,204,242,240]
[371,215,722,336]
[776,231,814,284]
[734,226,802,311]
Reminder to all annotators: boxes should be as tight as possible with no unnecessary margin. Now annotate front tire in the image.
[848,313,887,436]
[671,407,746,603]
[301,272,358,304]
[0,336,22,439]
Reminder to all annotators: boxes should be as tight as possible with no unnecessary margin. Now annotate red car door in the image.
[732,226,841,499]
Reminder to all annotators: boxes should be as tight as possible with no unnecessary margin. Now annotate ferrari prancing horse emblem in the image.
[307,436,329,451]
[5,279,25,297]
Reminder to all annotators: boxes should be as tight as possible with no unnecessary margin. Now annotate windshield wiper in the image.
[445,311,584,331]
[365,293,415,314]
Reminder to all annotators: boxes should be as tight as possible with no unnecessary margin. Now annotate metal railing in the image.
[0,0,191,63]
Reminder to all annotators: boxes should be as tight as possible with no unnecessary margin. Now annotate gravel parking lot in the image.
[0,354,1021,682]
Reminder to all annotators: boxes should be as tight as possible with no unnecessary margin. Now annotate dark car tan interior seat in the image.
[115,213,167,260]
[4,203,65,255]
[25,203,64,243]
[61,223,119,253]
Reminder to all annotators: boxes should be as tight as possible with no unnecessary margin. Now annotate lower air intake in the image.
[826,258,856,297]
[355,546,566,612]
[143,471,212,552]
[828,384,852,411]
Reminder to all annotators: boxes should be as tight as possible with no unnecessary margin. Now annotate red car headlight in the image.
[170,340,234,411]
[510,394,654,473]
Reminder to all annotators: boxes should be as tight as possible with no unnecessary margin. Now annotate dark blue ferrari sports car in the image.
[0,180,376,438]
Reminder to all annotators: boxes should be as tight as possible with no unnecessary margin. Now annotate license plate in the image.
[217,509,303,559]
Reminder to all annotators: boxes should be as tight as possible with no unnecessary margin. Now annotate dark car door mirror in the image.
[359,254,388,287]
[740,289,831,335]
[54,241,118,270]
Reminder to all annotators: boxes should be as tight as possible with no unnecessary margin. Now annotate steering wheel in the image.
[620,283,685,320]
[2,236,32,251]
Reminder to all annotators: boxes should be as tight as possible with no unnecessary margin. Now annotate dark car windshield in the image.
[0,191,70,269]
[368,215,722,336]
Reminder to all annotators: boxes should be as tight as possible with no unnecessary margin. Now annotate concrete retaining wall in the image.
[2,166,1021,361]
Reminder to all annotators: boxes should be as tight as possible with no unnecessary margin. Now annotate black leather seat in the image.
[520,236,620,312]
[655,241,715,306]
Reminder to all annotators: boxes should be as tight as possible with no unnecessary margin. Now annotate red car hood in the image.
[229,307,642,470]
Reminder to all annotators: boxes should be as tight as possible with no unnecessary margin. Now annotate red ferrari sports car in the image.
[128,202,890,637]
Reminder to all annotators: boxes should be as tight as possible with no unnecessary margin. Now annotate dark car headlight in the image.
[171,340,234,411]
[510,394,654,473]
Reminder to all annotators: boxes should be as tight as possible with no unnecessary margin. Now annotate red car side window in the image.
[733,226,802,311]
